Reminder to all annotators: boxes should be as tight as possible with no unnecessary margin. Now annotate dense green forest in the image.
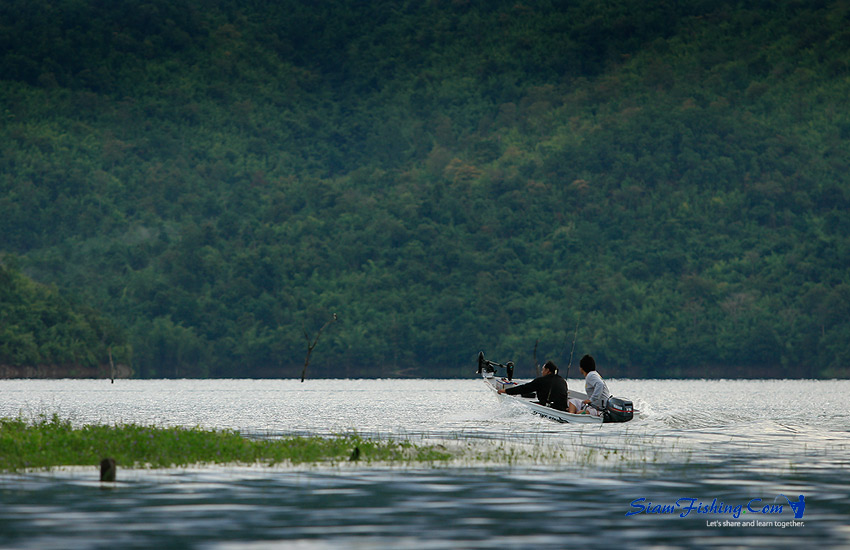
[1,0,849,378]
[0,259,126,371]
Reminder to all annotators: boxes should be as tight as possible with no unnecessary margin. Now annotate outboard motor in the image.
[477,351,495,374]
[603,397,634,423]
[506,361,514,381]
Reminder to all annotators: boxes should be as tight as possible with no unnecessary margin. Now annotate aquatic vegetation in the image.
[0,414,696,474]
[427,427,697,473]
[0,415,453,472]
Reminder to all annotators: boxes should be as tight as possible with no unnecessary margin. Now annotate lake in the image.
[1,378,848,549]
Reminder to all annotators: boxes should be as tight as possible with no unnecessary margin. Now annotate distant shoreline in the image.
[0,370,842,380]
[0,364,133,379]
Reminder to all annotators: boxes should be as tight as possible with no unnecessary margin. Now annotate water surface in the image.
[1,378,848,549]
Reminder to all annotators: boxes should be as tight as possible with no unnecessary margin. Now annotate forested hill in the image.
[2,0,849,378]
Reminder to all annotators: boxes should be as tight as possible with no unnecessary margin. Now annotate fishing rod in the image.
[564,315,580,380]
[533,339,540,377]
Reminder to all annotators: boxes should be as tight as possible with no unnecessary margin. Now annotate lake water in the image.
[1,378,849,549]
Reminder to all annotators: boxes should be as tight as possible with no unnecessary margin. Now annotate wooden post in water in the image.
[100,457,116,482]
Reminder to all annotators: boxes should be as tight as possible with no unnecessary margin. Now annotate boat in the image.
[476,351,636,424]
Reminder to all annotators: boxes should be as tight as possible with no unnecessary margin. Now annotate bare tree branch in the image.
[300,313,338,382]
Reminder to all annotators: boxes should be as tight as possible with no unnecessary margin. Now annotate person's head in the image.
[579,355,596,376]
[542,360,558,375]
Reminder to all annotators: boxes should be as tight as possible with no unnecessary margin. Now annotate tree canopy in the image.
[1,0,849,378]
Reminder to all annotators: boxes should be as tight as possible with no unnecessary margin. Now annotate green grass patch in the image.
[0,415,453,472]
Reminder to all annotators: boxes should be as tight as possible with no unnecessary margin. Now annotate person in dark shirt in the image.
[497,360,568,411]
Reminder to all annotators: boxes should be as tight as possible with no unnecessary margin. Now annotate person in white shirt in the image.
[568,354,610,417]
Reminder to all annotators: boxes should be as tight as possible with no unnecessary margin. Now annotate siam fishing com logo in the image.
[626,494,806,528]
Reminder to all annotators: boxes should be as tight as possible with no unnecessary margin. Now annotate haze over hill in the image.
[2,0,849,378]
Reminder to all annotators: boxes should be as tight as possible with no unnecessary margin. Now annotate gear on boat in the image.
[477,351,637,423]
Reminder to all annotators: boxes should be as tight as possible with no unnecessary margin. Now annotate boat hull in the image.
[482,373,604,424]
